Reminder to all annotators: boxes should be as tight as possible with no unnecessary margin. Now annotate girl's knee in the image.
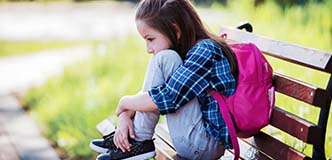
[153,49,183,79]
[155,49,182,64]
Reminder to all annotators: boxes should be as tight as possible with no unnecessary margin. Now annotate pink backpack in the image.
[211,42,275,160]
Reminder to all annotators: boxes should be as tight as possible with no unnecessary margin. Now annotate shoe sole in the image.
[123,151,156,160]
[89,140,109,153]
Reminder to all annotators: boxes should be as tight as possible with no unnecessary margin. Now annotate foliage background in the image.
[9,0,331,159]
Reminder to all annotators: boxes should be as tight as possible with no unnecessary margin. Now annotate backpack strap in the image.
[211,91,240,160]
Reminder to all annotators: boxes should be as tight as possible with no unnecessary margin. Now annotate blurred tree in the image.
[193,0,227,5]
[73,0,91,2]
[272,0,326,8]
[253,0,327,8]
[113,0,139,2]
[254,0,265,6]
[274,0,306,7]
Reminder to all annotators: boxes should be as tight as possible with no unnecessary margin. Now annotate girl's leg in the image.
[134,49,224,159]
[133,50,183,141]
[166,96,225,159]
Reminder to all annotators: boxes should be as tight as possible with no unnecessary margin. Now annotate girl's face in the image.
[136,20,171,55]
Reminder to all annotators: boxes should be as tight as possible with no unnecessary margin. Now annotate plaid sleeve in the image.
[148,41,214,114]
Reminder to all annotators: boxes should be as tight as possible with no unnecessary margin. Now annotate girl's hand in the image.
[114,112,136,152]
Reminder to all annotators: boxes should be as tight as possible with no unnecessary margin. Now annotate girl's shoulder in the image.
[196,39,214,45]
[195,39,220,49]
[194,39,222,52]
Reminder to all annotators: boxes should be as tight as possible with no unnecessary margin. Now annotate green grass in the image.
[208,0,332,52]
[0,41,85,57]
[23,1,332,159]
[24,38,149,159]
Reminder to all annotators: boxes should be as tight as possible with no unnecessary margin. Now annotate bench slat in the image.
[227,138,272,160]
[155,125,175,151]
[155,125,179,160]
[220,27,332,73]
[270,107,321,145]
[244,132,311,160]
[155,124,264,160]
[273,73,329,108]
[155,138,176,160]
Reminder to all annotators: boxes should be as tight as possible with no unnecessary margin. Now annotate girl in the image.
[92,0,237,159]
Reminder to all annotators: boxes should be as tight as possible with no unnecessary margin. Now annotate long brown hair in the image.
[135,0,237,76]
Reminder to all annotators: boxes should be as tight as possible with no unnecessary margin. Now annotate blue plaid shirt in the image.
[148,39,236,148]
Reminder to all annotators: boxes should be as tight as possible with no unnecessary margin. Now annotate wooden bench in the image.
[96,24,331,160]
[153,24,332,160]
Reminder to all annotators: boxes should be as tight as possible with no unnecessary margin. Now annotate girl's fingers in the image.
[114,134,121,149]
[114,133,125,152]
[123,138,131,152]
[128,124,136,139]
[119,132,130,152]
[118,134,127,152]
[113,118,134,152]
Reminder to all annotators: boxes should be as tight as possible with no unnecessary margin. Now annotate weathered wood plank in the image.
[220,26,332,73]
[270,107,321,145]
[96,117,116,136]
[155,125,175,150]
[155,138,175,160]
[243,132,311,160]
[155,124,260,160]
[273,73,329,108]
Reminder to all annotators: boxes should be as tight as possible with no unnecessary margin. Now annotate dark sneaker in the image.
[96,139,155,160]
[90,131,116,153]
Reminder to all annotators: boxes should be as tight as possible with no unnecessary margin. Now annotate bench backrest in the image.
[220,26,332,160]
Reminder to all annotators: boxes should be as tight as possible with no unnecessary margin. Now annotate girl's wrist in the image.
[119,112,130,119]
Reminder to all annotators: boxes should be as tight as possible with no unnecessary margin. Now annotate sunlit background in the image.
[0,0,331,159]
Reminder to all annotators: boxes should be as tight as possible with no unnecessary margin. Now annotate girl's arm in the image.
[116,92,158,117]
